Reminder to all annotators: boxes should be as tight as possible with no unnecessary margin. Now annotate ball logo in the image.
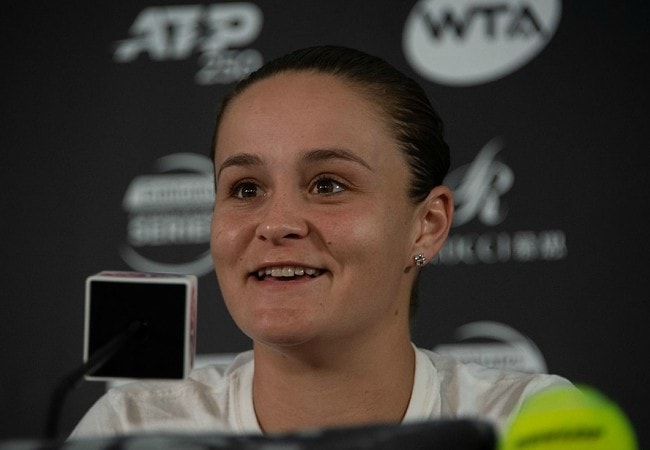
[434,321,548,373]
[121,153,215,276]
[403,0,562,86]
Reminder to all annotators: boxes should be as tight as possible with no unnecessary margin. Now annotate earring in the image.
[414,253,426,267]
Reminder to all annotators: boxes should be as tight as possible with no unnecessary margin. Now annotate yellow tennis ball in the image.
[499,384,638,450]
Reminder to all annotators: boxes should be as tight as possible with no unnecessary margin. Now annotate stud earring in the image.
[414,253,426,267]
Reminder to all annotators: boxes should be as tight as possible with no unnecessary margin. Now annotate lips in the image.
[254,265,324,281]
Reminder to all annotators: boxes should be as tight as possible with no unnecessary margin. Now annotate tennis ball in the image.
[499,384,638,450]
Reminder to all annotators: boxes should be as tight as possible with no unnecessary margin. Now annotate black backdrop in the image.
[3,1,649,447]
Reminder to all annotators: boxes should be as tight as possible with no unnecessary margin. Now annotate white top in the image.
[69,346,572,439]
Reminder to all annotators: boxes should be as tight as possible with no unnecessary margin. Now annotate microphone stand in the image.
[44,320,145,441]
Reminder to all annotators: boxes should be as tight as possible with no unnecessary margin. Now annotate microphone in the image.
[45,271,197,440]
[83,271,197,380]
[499,384,638,449]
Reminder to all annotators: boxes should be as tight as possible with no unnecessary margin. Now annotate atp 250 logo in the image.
[112,3,264,85]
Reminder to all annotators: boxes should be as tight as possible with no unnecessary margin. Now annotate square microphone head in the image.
[84,271,197,381]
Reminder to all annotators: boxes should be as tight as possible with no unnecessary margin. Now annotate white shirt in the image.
[69,346,572,439]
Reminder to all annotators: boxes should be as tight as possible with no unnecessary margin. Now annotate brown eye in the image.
[233,182,264,199]
[312,178,345,195]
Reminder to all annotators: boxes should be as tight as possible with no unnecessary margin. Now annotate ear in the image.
[412,185,454,262]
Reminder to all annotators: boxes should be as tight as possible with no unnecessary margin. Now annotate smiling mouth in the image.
[254,266,324,281]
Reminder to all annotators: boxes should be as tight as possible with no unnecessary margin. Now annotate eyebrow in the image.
[301,148,373,171]
[217,147,373,178]
[217,153,263,178]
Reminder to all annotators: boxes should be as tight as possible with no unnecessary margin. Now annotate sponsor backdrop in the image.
[3,0,648,446]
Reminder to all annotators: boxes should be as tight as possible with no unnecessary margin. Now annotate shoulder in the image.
[415,347,574,429]
[418,346,571,388]
[188,350,254,385]
[113,350,253,400]
[69,351,255,439]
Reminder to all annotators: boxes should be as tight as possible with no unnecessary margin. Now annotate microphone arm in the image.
[44,320,145,440]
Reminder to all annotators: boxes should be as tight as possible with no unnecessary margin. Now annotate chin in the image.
[247,321,320,349]
[257,335,312,348]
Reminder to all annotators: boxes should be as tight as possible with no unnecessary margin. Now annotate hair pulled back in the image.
[212,45,450,203]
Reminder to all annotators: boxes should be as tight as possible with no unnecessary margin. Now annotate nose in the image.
[255,194,309,244]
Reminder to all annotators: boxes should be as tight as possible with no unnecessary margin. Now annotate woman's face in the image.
[211,71,423,348]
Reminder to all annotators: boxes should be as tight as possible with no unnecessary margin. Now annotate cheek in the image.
[322,206,407,262]
[209,212,223,257]
[210,211,248,308]
[210,209,246,265]
[354,217,416,289]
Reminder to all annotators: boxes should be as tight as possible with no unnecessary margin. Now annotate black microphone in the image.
[83,271,197,380]
[45,271,197,440]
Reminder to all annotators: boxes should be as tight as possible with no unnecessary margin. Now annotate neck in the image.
[251,334,416,433]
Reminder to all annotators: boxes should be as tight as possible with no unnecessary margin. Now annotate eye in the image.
[311,177,346,195]
[231,181,265,199]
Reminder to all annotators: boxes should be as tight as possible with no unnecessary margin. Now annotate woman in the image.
[70,45,572,438]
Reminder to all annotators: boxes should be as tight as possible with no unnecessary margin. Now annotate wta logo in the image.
[403,0,562,86]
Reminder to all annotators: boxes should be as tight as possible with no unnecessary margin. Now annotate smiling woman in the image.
[69,45,574,439]
[211,71,428,425]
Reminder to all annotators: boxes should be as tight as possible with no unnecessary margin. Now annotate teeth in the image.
[257,266,321,279]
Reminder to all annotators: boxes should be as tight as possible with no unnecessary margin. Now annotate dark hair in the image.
[212,45,450,202]
[211,45,451,324]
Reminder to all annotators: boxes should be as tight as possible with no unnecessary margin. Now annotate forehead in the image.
[215,71,393,154]
[231,70,378,116]
[214,71,412,196]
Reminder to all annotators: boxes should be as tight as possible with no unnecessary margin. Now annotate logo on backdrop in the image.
[433,321,548,373]
[112,3,264,85]
[402,0,562,86]
[438,138,567,265]
[121,153,215,276]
